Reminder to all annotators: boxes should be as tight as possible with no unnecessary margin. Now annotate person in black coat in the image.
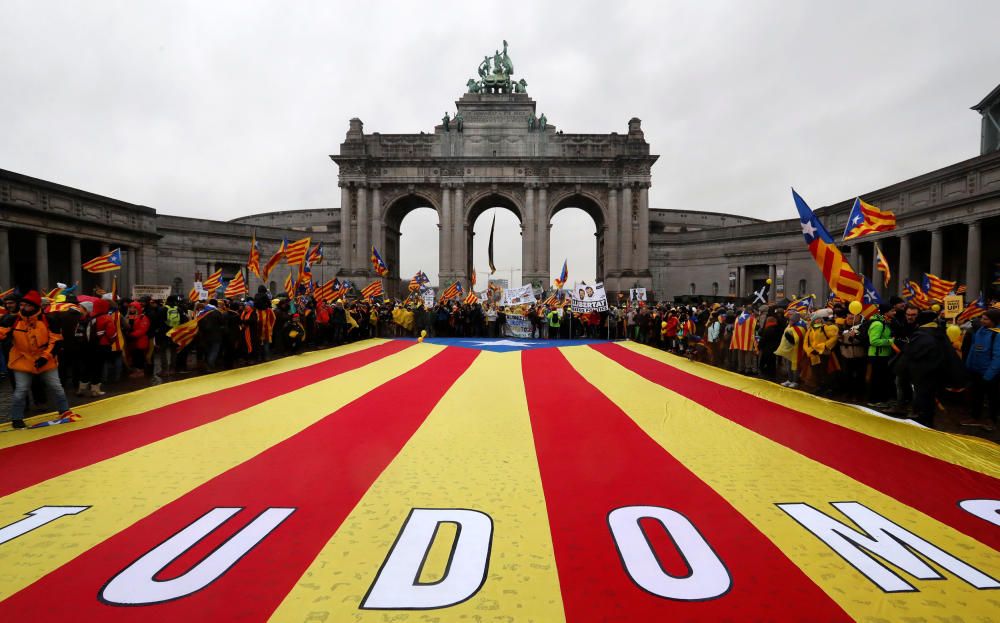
[897,310,964,428]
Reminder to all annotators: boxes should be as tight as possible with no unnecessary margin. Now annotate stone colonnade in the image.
[0,226,144,295]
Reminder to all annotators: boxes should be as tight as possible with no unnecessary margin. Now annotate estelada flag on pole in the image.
[307,242,324,265]
[842,197,896,241]
[794,190,865,304]
[874,242,891,288]
[262,239,286,281]
[202,269,223,293]
[247,231,262,279]
[360,280,383,300]
[554,260,569,289]
[284,237,312,269]
[370,246,389,277]
[956,293,987,324]
[922,273,957,300]
[283,271,295,298]
[82,248,122,273]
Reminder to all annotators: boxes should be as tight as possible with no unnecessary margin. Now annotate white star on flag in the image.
[800,220,817,239]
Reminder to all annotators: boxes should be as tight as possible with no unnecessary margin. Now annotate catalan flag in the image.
[201,269,223,293]
[360,280,383,300]
[0,340,997,621]
[464,290,479,305]
[284,237,312,269]
[922,273,956,300]
[223,271,248,298]
[247,231,262,278]
[187,286,200,303]
[860,275,881,317]
[314,279,335,303]
[307,242,324,265]
[283,272,295,298]
[786,295,815,314]
[794,190,865,304]
[0,287,14,300]
[842,197,896,241]
[874,242,891,288]
[956,293,987,324]
[82,247,122,273]
[554,259,569,289]
[903,280,931,309]
[471,269,477,288]
[262,239,286,281]
[956,285,967,295]
[370,245,389,277]
[166,317,199,350]
[729,310,757,352]
[110,276,118,301]
[408,275,421,292]
[440,280,463,301]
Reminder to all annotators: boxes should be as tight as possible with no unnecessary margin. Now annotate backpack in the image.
[857,318,873,350]
[165,305,181,328]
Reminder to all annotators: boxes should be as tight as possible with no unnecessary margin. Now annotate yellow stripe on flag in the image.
[618,341,1000,478]
[0,339,389,447]
[271,351,566,622]
[0,344,441,600]
[565,346,999,621]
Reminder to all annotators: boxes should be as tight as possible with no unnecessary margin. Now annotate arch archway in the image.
[549,192,607,288]
[382,193,440,298]
[465,192,523,288]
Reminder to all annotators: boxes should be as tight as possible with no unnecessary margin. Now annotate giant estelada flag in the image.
[0,339,997,621]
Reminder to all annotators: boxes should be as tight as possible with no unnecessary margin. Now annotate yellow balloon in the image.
[946,324,961,341]
[420,329,427,338]
[931,304,941,312]
[766,278,773,285]
[417,336,424,343]
[848,300,863,315]
[661,321,668,328]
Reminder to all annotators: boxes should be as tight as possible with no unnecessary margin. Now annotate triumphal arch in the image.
[332,41,657,296]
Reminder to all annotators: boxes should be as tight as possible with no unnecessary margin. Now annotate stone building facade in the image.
[1,81,998,304]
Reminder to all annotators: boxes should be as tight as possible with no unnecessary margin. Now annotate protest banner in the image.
[132,285,173,300]
[503,313,534,338]
[571,282,609,312]
[629,287,647,303]
[502,284,536,306]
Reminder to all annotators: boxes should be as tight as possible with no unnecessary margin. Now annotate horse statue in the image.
[467,79,482,94]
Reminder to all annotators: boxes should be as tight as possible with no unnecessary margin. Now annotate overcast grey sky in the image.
[2,1,998,287]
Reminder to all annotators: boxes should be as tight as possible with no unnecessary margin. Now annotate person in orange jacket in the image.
[0,290,77,429]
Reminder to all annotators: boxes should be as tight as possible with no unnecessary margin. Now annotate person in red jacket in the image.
[0,290,77,429]
[126,301,150,378]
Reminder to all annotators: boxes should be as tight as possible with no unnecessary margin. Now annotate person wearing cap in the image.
[962,308,1000,431]
[0,290,78,429]
[803,308,839,396]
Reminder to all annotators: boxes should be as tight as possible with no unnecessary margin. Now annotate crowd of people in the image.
[1,285,997,434]
[625,296,1000,432]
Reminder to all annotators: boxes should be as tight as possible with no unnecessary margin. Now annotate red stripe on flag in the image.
[592,343,1000,551]
[0,341,412,498]
[521,349,849,622]
[0,347,478,621]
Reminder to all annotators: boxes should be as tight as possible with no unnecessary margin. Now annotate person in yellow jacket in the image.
[802,308,840,397]
[0,290,77,429]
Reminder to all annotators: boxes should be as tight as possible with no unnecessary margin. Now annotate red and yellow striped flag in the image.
[166,317,199,349]
[82,248,122,273]
[202,269,223,293]
[262,239,286,281]
[842,198,896,241]
[247,231,262,279]
[223,271,248,298]
[360,280,383,300]
[284,237,312,269]
[794,190,864,303]
[874,242,891,288]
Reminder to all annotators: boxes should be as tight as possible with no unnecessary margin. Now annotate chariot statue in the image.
[467,39,523,95]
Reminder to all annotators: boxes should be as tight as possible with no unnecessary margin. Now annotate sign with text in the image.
[943,295,964,319]
[132,285,172,301]
[501,284,536,306]
[572,282,609,312]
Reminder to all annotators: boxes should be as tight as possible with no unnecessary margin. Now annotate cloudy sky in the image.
[2,1,998,286]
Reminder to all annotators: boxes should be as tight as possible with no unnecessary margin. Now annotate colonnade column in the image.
[454,185,465,281]
[966,221,981,296]
[768,264,777,302]
[605,186,619,277]
[100,243,111,291]
[849,244,860,269]
[127,247,138,295]
[339,183,352,272]
[636,184,650,272]
[737,265,746,298]
[0,227,10,288]
[370,184,382,266]
[536,185,548,284]
[620,185,633,273]
[930,228,943,276]
[523,185,536,276]
[36,233,49,289]
[70,237,82,287]
[897,233,911,296]
[439,185,452,282]
[355,185,368,269]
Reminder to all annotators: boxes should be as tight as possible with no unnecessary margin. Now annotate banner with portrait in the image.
[501,284,537,306]
[571,282,608,313]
